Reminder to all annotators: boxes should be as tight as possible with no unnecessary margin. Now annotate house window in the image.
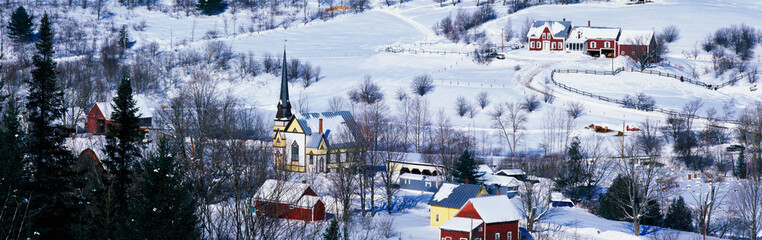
[436,214,440,222]
[605,42,610,48]
[632,51,635,56]
[97,119,105,134]
[460,238,467,240]
[291,142,299,162]
[478,227,483,232]
[551,42,555,49]
[496,233,501,240]
[507,232,512,240]
[621,51,625,55]
[531,42,535,48]
[425,181,432,187]
[590,42,596,48]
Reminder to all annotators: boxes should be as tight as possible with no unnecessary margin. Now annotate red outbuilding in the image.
[86,102,153,135]
[617,30,656,59]
[526,20,572,51]
[439,195,521,240]
[253,179,326,222]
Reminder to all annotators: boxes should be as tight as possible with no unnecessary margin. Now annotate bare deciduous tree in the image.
[411,74,435,96]
[476,91,489,109]
[490,102,526,157]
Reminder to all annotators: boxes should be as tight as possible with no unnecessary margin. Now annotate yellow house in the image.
[428,183,487,226]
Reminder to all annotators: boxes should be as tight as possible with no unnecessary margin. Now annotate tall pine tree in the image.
[103,74,145,212]
[133,138,200,239]
[556,137,588,201]
[735,150,747,179]
[0,92,32,239]
[451,150,483,184]
[7,6,35,42]
[663,196,693,231]
[26,13,81,238]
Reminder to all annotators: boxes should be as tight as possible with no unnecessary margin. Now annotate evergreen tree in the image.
[451,150,484,184]
[323,218,340,240]
[7,6,35,42]
[0,94,31,239]
[663,197,693,232]
[103,74,145,212]
[118,25,130,50]
[25,13,81,238]
[133,138,200,240]
[597,174,632,221]
[640,199,663,227]
[196,0,225,15]
[556,137,588,201]
[735,150,747,179]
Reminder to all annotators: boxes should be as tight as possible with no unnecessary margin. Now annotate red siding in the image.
[440,228,478,240]
[86,104,115,134]
[454,202,482,219]
[618,44,648,58]
[485,221,519,240]
[528,27,565,51]
[586,39,617,51]
[253,187,325,222]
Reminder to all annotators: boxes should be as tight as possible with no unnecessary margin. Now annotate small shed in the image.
[253,179,326,222]
[399,173,442,192]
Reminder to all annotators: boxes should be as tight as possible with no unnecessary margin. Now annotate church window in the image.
[291,142,299,162]
[309,154,314,164]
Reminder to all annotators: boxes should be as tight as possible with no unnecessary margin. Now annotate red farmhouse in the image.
[86,102,153,134]
[566,26,621,58]
[526,20,572,51]
[253,179,325,222]
[617,30,656,59]
[440,195,521,240]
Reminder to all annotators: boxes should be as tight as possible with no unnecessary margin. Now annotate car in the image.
[495,53,505,59]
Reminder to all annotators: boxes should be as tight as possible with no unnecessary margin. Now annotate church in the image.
[272,49,359,173]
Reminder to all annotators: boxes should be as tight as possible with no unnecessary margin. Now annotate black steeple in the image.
[276,45,292,119]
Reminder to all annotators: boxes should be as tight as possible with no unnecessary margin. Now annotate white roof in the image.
[567,26,621,43]
[496,169,525,176]
[466,195,522,223]
[95,95,154,119]
[477,165,493,175]
[527,21,572,39]
[399,173,441,181]
[439,217,483,232]
[618,30,654,45]
[551,192,573,202]
[254,179,313,204]
[481,175,520,188]
[432,183,458,202]
[296,195,322,208]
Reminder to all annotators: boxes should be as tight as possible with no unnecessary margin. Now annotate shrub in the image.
[660,25,680,43]
[521,94,541,112]
[411,74,435,96]
[349,75,384,104]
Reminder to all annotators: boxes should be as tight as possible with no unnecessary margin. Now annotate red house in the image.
[439,195,521,240]
[86,102,153,135]
[253,179,326,222]
[567,26,621,58]
[526,20,572,51]
[617,30,656,59]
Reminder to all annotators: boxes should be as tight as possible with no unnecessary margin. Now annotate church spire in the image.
[276,44,292,119]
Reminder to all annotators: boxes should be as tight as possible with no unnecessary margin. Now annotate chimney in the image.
[319,118,323,134]
[588,20,590,27]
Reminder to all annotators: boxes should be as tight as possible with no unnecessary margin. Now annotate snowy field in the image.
[24,0,762,238]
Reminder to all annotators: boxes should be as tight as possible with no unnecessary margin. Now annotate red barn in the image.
[253,179,326,222]
[440,195,521,240]
[567,26,621,58]
[86,102,153,135]
[617,30,656,59]
[526,20,572,51]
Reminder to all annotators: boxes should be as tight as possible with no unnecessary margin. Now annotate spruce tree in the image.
[7,6,35,42]
[451,150,484,184]
[102,74,145,235]
[118,25,130,50]
[556,137,588,201]
[134,138,200,239]
[26,13,81,238]
[663,197,693,231]
[0,96,31,239]
[197,0,225,15]
[640,199,662,227]
[735,150,747,179]
[597,174,632,221]
[323,218,340,240]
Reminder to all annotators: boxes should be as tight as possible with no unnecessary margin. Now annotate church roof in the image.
[295,111,359,148]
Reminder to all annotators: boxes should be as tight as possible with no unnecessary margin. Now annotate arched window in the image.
[291,142,299,162]
[309,153,314,164]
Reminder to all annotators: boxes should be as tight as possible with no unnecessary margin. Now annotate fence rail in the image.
[550,69,740,124]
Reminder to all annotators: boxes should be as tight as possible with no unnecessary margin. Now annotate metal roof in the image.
[428,183,484,209]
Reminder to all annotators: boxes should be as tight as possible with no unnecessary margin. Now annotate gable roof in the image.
[567,26,621,43]
[465,195,522,223]
[481,175,520,188]
[495,169,526,176]
[439,217,483,232]
[254,179,313,204]
[527,21,572,39]
[618,30,654,45]
[295,111,358,147]
[428,183,484,209]
[94,96,154,120]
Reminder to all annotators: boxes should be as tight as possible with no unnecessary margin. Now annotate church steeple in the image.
[276,45,292,119]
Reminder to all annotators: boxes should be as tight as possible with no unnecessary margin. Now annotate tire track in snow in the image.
[377,8,437,42]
